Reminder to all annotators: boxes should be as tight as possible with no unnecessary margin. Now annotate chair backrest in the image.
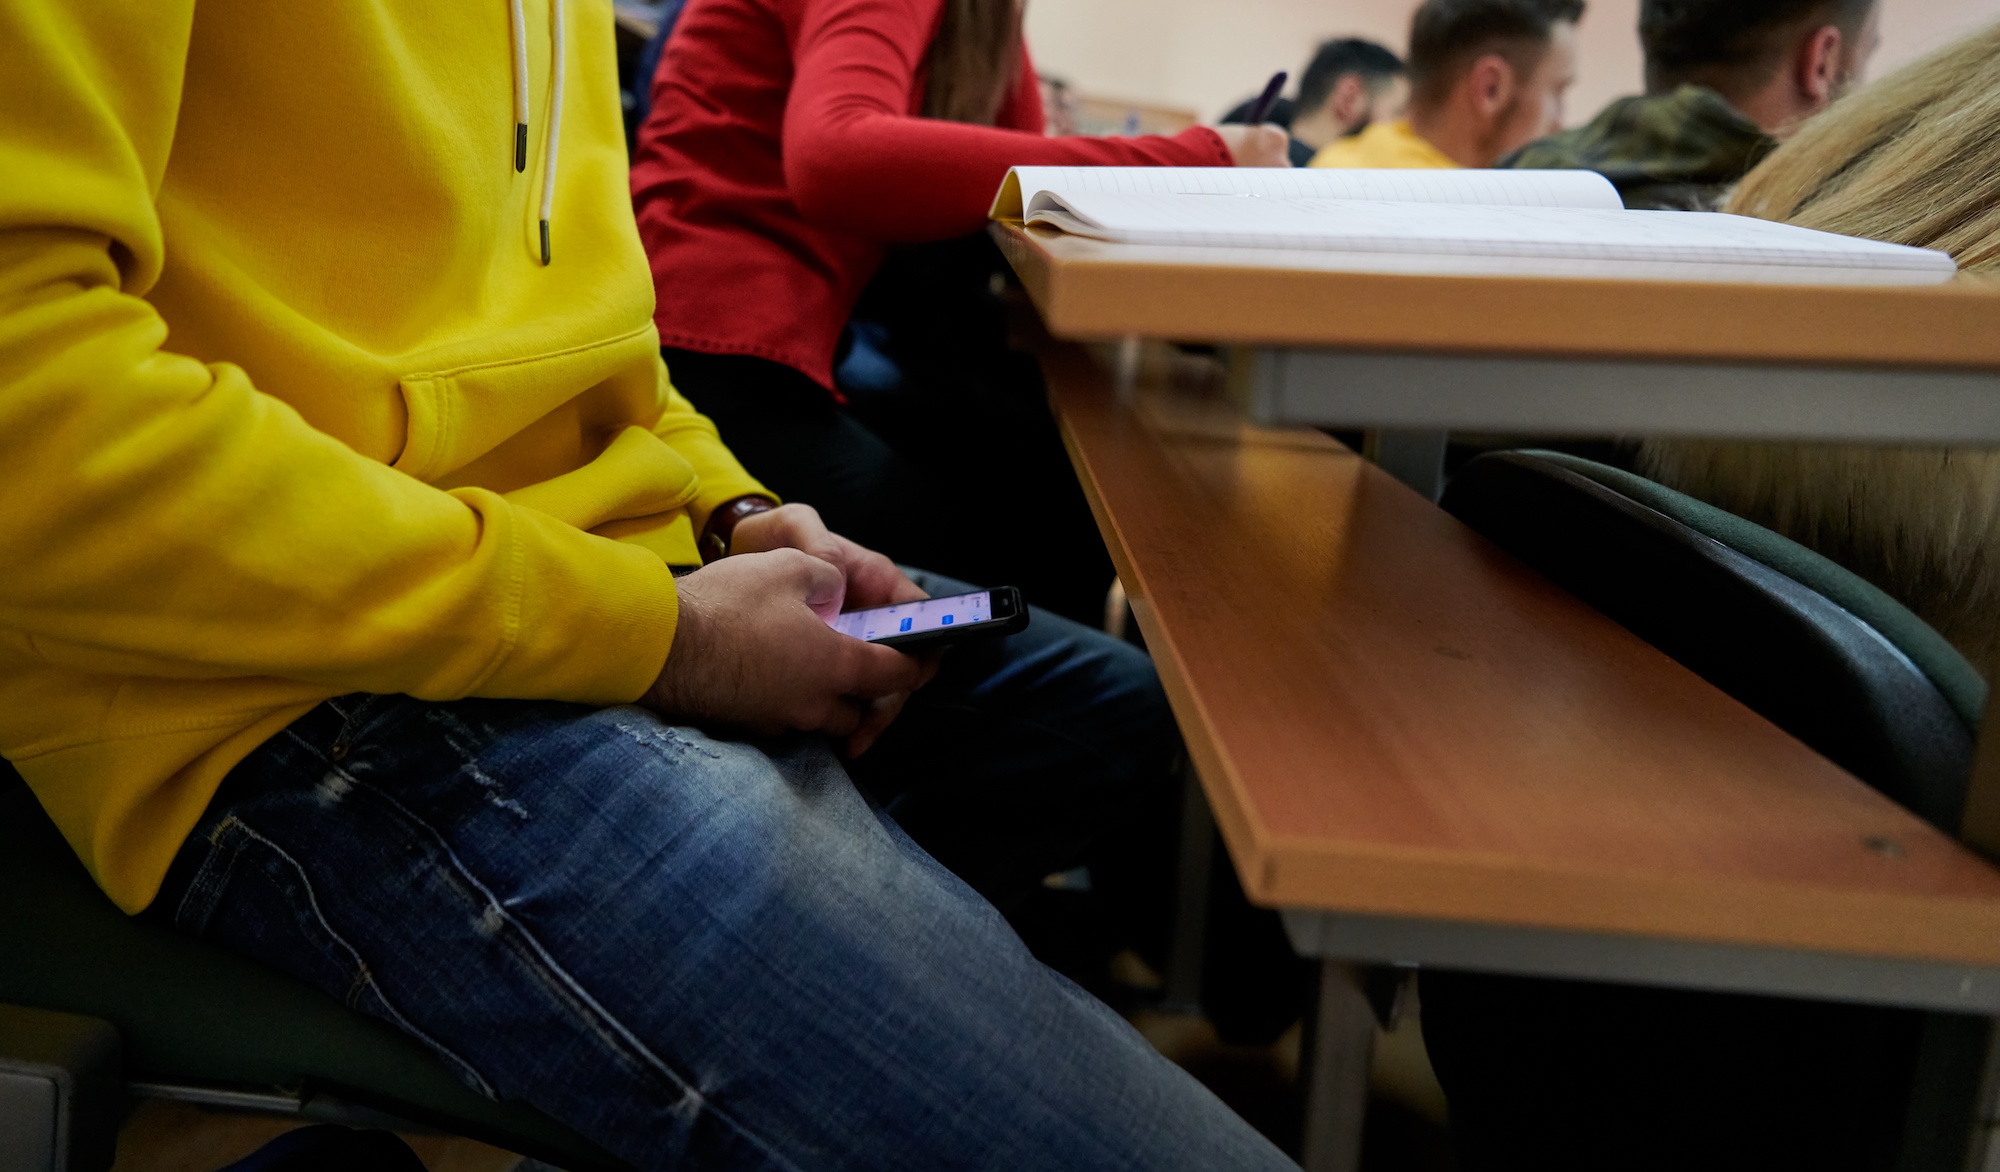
[1441,450,1979,834]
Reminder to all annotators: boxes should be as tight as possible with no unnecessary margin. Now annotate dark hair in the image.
[1296,38,1407,115]
[1407,0,1587,104]
[923,0,1023,125]
[1640,0,1877,97]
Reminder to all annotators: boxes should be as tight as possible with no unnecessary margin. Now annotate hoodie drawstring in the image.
[507,0,565,265]
[509,0,529,172]
[541,0,566,266]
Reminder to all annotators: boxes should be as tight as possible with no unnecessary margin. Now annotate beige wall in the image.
[1024,0,2000,127]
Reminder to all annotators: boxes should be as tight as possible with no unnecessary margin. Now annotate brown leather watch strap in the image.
[698,495,778,564]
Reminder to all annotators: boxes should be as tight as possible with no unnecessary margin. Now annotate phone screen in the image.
[830,591,993,642]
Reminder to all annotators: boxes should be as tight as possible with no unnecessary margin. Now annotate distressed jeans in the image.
[148,573,1296,1171]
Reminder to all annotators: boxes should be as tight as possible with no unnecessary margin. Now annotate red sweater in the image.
[631,0,1232,390]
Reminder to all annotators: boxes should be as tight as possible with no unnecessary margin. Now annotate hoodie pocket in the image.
[392,324,660,484]
[501,425,700,532]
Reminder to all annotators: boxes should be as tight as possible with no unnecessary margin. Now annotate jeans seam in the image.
[222,817,501,1100]
[328,750,812,1172]
[316,696,390,754]
[172,816,247,936]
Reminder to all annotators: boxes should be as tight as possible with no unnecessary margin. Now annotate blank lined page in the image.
[1024,191,1957,282]
[1005,166,1625,210]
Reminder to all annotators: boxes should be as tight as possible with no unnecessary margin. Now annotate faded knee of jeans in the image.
[726,748,941,921]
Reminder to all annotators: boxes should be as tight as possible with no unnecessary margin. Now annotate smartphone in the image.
[829,587,1028,651]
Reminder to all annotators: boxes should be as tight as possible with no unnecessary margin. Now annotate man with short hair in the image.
[1310,0,1585,170]
[1222,38,1408,167]
[1503,0,1881,208]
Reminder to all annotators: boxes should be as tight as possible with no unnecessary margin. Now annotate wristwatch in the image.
[698,495,778,564]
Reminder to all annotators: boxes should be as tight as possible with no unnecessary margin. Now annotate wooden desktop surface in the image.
[1044,340,2000,968]
[997,223,2000,371]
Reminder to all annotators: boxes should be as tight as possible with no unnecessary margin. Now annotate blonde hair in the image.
[1728,20,2000,270]
[1638,20,2000,672]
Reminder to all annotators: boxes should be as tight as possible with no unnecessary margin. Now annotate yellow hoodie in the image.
[0,0,769,912]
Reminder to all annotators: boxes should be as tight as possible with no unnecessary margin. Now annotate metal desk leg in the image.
[1960,1017,2000,1172]
[1115,334,1144,403]
[1299,961,1375,1172]
[1892,1014,1994,1171]
[1162,760,1215,1012]
[1361,430,1449,501]
[1956,677,2000,862]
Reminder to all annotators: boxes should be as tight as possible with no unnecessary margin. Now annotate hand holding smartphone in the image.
[829,587,1028,650]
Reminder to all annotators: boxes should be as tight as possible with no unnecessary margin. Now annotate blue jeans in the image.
[149,574,1295,1170]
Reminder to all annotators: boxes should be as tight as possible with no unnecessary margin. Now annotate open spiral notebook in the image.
[989,167,1958,286]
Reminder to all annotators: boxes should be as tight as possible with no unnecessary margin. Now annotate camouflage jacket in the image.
[1500,86,1776,211]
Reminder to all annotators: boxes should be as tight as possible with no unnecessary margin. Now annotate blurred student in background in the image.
[631,0,1285,626]
[1642,22,2000,673]
[1222,38,1409,167]
[1312,0,1583,169]
[1040,73,1081,136]
[1425,25,2000,1170]
[1504,0,1880,209]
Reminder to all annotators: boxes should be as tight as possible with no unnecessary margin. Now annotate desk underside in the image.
[1041,341,2000,973]
[1232,347,2000,445]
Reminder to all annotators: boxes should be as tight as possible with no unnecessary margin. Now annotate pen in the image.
[1245,71,1288,124]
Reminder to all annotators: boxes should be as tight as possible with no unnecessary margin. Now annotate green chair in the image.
[1423,449,1988,1172]
[0,764,629,1171]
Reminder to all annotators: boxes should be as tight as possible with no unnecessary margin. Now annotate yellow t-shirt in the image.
[1308,120,1461,170]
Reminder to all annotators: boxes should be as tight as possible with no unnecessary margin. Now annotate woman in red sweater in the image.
[631,0,1285,624]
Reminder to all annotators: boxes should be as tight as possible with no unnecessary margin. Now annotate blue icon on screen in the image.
[899,617,913,632]
[941,615,954,625]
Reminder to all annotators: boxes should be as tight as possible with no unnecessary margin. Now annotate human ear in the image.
[1467,53,1516,121]
[1798,24,1844,110]
[1329,73,1369,128]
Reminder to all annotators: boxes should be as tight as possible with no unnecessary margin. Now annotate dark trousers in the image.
[663,345,1116,628]
[1420,968,1931,1171]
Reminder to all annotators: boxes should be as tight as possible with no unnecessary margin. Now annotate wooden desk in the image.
[998,218,2000,835]
[999,223,2000,369]
[1003,219,2000,1168]
[998,221,2000,452]
[1049,340,2000,966]
[1040,337,2000,1170]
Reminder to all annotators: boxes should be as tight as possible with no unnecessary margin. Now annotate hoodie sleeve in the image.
[780,0,1232,243]
[0,2,679,707]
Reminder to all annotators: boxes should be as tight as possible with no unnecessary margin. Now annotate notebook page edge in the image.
[1030,190,1955,273]
[991,166,1625,219]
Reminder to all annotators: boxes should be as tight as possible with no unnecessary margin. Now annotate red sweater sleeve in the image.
[781,0,1231,242]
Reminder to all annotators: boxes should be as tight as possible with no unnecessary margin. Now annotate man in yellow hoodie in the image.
[0,2,1293,1167]
[1312,0,1584,170]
